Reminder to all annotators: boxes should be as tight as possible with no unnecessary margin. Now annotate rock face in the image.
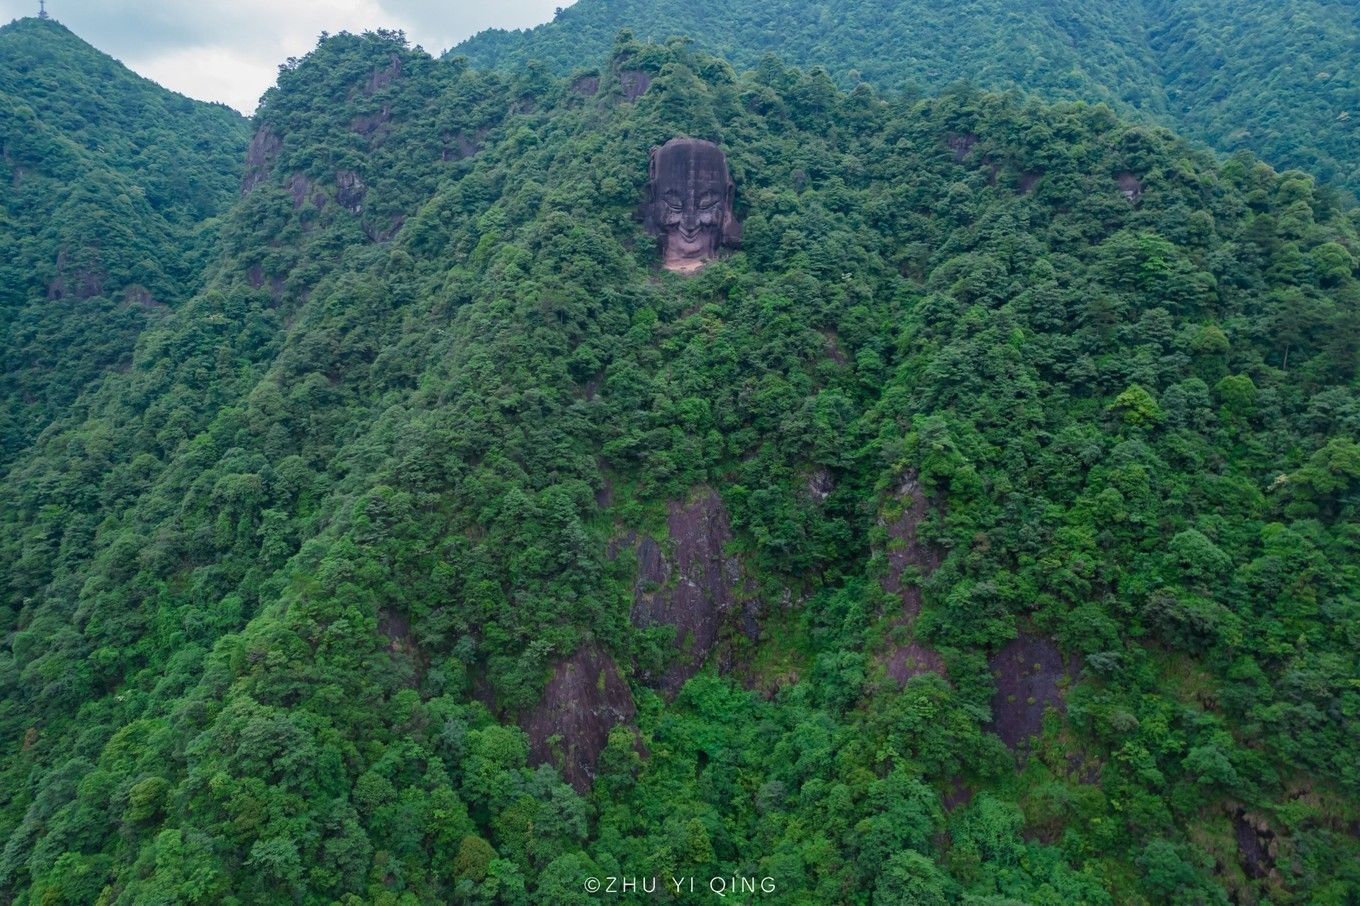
[520,644,636,792]
[45,248,104,301]
[124,285,160,309]
[987,633,1067,751]
[947,132,979,162]
[242,125,281,194]
[335,170,367,214]
[441,129,486,162]
[378,608,423,689]
[623,487,745,695]
[884,640,946,686]
[1118,171,1144,203]
[286,172,327,211]
[378,608,414,655]
[618,69,651,100]
[1233,807,1279,882]
[807,467,834,503]
[351,106,392,143]
[882,472,943,618]
[877,472,947,685]
[364,54,402,96]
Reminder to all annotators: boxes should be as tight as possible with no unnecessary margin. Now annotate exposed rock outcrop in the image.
[594,474,613,508]
[884,640,946,686]
[242,124,281,194]
[820,329,847,365]
[807,467,834,504]
[378,608,414,655]
[947,132,979,162]
[987,633,1067,751]
[618,487,746,695]
[123,285,161,309]
[882,472,943,619]
[335,170,367,214]
[943,777,973,811]
[520,644,636,792]
[351,105,392,143]
[364,215,405,243]
[1117,171,1143,204]
[876,471,947,686]
[378,608,424,689]
[440,130,485,162]
[286,172,326,211]
[619,69,651,101]
[45,248,104,301]
[1232,807,1279,882]
[364,54,402,96]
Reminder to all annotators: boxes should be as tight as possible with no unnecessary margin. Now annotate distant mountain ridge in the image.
[454,0,1360,196]
[0,16,250,466]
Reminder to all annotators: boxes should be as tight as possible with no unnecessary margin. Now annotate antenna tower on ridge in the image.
[38,0,50,19]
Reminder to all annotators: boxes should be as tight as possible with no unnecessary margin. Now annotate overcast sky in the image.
[0,0,571,113]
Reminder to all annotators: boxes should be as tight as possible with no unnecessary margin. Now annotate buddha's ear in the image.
[723,216,742,247]
[722,178,742,245]
[641,147,662,228]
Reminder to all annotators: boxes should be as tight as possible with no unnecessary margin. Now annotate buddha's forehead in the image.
[655,139,730,187]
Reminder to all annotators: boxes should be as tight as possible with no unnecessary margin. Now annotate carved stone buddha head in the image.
[644,137,739,273]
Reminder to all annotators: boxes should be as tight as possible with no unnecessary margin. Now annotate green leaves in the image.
[2,21,1360,906]
[1109,384,1165,428]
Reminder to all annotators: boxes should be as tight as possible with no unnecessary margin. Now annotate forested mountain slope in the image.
[0,17,251,467]
[2,27,1360,905]
[456,0,1360,197]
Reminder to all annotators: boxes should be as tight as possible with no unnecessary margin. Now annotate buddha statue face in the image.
[644,138,739,273]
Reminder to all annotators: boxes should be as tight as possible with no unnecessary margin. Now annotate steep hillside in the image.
[456,0,1360,196]
[0,17,251,467]
[2,29,1359,905]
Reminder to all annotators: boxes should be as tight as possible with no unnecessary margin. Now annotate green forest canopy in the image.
[456,0,1360,198]
[0,17,250,468]
[0,19,1359,906]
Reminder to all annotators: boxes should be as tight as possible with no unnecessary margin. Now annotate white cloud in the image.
[383,0,571,52]
[1,0,571,113]
[131,44,280,114]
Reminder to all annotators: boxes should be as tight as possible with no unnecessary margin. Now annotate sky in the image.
[0,0,572,113]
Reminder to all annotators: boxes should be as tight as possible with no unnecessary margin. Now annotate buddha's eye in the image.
[698,194,720,209]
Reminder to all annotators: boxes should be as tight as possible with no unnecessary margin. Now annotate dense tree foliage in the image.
[2,23,1359,906]
[456,0,1360,197]
[0,17,250,468]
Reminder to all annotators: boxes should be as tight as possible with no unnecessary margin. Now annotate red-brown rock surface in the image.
[520,644,636,792]
[622,487,746,695]
[241,124,281,194]
[987,633,1067,751]
[877,472,947,685]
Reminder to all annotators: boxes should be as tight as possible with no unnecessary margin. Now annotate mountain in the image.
[455,0,1360,197]
[0,16,251,468]
[1,28,1358,903]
